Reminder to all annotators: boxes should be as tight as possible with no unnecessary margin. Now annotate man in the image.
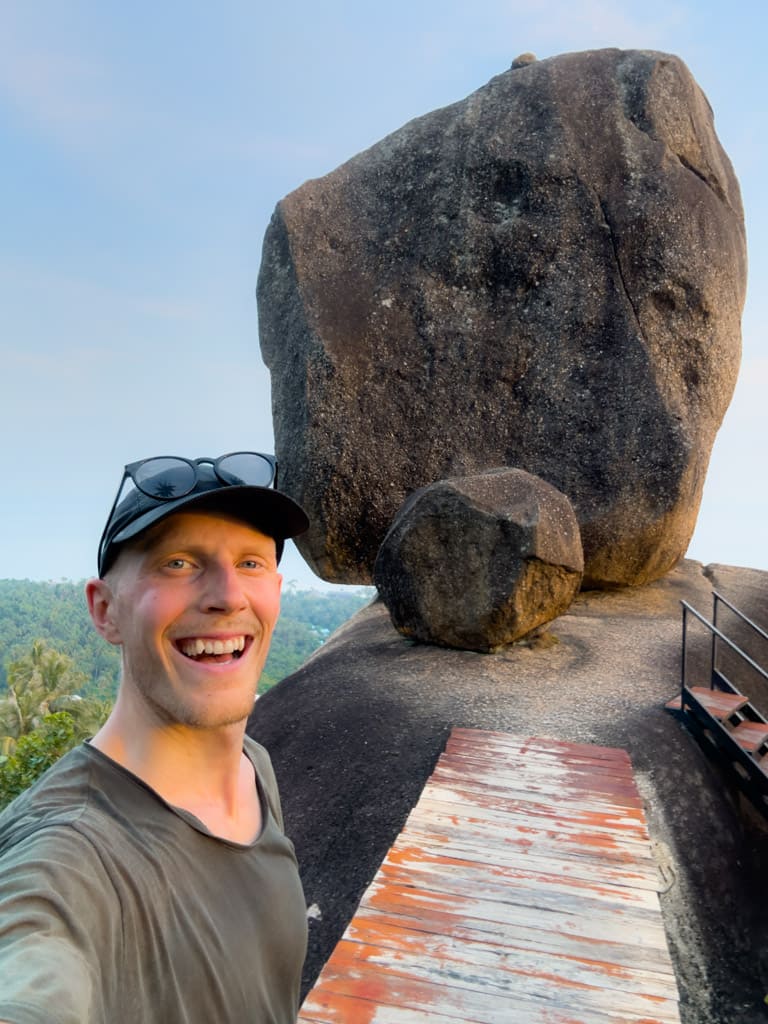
[0,453,310,1023]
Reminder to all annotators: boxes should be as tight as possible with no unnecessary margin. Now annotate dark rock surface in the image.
[248,560,768,1024]
[258,48,746,588]
[373,468,583,650]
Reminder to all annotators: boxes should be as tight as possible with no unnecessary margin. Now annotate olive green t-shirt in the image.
[0,738,307,1023]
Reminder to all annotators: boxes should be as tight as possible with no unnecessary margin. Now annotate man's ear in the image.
[86,577,123,646]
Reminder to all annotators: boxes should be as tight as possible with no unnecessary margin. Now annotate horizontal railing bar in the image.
[713,591,768,644]
[681,601,768,686]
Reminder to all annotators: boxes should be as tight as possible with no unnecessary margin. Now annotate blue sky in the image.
[1,1,765,588]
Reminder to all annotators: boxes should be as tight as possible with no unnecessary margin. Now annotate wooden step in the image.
[686,686,749,721]
[730,720,768,755]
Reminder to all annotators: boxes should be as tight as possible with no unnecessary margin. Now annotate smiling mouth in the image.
[176,636,250,661]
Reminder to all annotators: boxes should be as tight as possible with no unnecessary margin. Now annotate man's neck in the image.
[91,701,261,843]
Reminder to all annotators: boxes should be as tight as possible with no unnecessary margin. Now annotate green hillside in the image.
[0,578,373,699]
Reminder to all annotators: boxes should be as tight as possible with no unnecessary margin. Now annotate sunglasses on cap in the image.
[118,452,276,500]
[96,451,303,577]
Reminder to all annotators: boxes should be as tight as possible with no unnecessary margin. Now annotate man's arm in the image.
[0,831,117,1024]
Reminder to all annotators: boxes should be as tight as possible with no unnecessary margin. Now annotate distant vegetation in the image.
[0,578,372,807]
[0,578,373,699]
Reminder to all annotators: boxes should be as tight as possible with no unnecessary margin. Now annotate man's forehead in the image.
[131,510,278,554]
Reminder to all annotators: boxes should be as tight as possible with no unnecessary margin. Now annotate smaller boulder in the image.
[373,469,583,652]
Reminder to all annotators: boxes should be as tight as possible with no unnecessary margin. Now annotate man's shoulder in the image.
[0,742,153,863]
[0,744,96,855]
[243,734,273,771]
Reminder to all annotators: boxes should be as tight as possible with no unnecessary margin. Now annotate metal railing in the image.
[679,594,768,814]
[681,595,768,698]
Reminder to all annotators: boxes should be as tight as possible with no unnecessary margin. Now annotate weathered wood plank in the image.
[422,772,646,813]
[381,843,662,911]
[341,916,680,1000]
[364,879,670,952]
[445,734,631,761]
[432,772,643,812]
[447,730,633,763]
[407,794,652,849]
[396,825,662,889]
[351,902,677,976]
[311,950,680,1023]
[322,938,683,1020]
[299,984,634,1024]
[299,731,681,1023]
[388,832,663,891]
[298,991,465,1023]
[401,811,654,868]
[433,757,645,798]
[376,861,666,931]
[421,770,651,819]
[441,743,638,778]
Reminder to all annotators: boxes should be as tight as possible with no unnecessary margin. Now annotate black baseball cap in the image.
[97,455,309,576]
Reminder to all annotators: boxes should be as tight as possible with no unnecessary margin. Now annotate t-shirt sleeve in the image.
[0,829,119,1024]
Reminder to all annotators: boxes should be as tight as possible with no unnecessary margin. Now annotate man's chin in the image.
[138,686,256,732]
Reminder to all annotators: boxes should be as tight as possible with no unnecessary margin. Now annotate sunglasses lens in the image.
[217,453,275,487]
[133,458,197,499]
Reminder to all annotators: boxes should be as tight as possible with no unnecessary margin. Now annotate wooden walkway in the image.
[298,729,681,1024]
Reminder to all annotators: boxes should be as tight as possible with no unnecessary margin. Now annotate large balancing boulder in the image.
[373,469,583,651]
[258,48,746,587]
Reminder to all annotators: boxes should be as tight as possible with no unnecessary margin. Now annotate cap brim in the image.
[111,484,309,549]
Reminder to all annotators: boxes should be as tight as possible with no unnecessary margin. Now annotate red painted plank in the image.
[686,686,748,719]
[387,835,663,892]
[448,730,633,763]
[298,990,465,1023]
[311,949,680,1023]
[428,763,645,808]
[408,793,651,848]
[376,861,665,930]
[361,883,674,969]
[443,741,636,777]
[438,751,643,790]
[351,903,677,976]
[731,720,768,752]
[341,916,680,1001]
[389,829,663,890]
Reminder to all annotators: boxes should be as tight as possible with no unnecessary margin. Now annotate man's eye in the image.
[166,558,190,569]
[239,559,265,570]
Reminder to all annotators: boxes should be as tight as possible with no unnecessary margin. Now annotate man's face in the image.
[88,510,282,731]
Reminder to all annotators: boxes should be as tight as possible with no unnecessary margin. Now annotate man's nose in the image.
[200,562,248,612]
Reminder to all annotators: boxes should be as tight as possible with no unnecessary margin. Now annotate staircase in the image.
[666,591,768,816]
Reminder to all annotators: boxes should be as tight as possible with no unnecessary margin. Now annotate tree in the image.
[0,639,112,808]
[0,639,88,743]
[0,712,76,809]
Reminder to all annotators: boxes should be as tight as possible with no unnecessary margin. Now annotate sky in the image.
[1,0,766,590]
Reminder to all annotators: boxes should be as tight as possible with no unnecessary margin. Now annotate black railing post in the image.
[711,592,719,690]
[681,603,688,703]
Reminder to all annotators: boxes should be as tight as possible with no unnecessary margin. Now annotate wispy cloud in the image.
[0,10,113,139]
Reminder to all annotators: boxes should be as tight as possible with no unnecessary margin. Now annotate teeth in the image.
[180,636,246,657]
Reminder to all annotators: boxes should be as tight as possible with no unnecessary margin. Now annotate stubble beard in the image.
[125,655,263,732]
[139,682,258,730]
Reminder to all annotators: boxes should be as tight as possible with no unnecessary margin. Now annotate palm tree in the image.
[0,640,97,750]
